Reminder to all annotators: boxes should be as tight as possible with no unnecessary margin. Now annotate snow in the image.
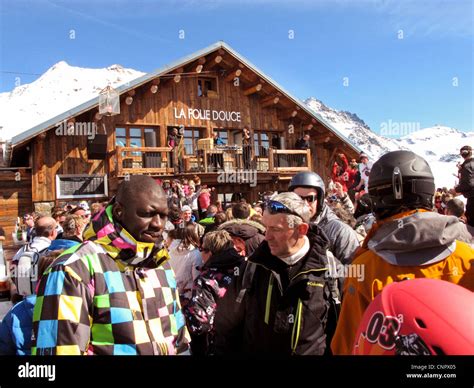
[0,62,471,190]
[305,98,473,189]
[0,61,145,141]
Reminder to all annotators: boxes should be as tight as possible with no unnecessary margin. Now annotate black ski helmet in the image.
[288,171,325,215]
[368,150,435,218]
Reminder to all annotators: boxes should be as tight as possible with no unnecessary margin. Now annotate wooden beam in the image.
[204,52,224,70]
[225,69,242,82]
[278,109,298,120]
[313,134,334,144]
[261,95,280,108]
[243,83,262,96]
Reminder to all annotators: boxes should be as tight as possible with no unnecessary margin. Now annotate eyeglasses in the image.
[299,194,317,203]
[266,200,302,219]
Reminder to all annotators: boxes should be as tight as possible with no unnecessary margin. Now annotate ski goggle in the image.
[266,200,303,220]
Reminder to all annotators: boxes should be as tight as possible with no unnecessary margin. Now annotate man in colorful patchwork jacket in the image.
[32,176,191,355]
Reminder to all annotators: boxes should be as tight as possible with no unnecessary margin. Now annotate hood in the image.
[204,247,244,270]
[83,204,169,267]
[48,239,80,251]
[367,210,474,266]
[218,219,266,239]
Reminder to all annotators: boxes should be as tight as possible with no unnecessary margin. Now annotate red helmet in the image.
[353,278,474,355]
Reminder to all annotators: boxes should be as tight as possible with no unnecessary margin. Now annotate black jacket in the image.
[184,248,246,355]
[456,157,474,198]
[242,225,331,355]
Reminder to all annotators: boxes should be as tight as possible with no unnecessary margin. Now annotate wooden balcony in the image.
[115,146,174,176]
[114,146,311,177]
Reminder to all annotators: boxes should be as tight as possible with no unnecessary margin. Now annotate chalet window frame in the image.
[253,130,271,157]
[168,126,205,155]
[114,125,160,148]
[56,174,108,199]
[212,128,229,145]
[197,76,219,98]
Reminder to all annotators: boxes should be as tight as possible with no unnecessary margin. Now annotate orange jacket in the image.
[331,209,474,355]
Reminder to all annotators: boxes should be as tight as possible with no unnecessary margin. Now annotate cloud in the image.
[374,0,473,38]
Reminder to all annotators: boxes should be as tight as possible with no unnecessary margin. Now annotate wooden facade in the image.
[1,42,360,247]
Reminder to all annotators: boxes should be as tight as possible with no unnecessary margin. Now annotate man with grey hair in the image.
[239,192,331,355]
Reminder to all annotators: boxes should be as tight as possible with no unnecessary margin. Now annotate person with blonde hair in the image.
[184,230,245,355]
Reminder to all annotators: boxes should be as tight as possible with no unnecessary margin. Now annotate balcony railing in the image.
[114,146,311,176]
[115,146,174,176]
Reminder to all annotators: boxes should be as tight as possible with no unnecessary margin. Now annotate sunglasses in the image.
[266,200,302,219]
[299,194,317,203]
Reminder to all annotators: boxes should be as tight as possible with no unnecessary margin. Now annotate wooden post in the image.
[116,146,123,177]
[268,148,275,172]
[203,150,208,173]
[306,149,311,170]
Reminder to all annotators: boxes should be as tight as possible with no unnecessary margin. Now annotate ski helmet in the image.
[288,171,325,215]
[368,150,435,218]
[353,278,474,355]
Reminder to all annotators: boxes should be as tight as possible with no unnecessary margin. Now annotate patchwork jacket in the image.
[32,205,191,355]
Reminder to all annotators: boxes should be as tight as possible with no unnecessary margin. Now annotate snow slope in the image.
[0,61,145,141]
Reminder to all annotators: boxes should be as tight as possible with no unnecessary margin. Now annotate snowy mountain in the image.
[0,62,471,189]
[396,125,474,189]
[304,97,405,159]
[0,61,145,141]
[304,97,473,189]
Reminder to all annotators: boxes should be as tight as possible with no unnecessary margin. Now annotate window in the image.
[115,127,127,147]
[254,131,270,157]
[129,128,143,155]
[169,126,203,155]
[115,126,160,156]
[213,129,228,145]
[197,77,218,97]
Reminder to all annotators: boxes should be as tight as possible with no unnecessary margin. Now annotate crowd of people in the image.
[0,145,473,356]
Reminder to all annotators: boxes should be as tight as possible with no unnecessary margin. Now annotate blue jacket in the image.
[48,239,80,251]
[0,295,36,355]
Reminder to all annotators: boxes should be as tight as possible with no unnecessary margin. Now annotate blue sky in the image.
[0,0,472,136]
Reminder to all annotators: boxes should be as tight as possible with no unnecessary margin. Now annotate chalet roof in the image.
[10,41,362,154]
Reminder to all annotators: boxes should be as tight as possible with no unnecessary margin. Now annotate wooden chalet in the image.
[0,41,361,247]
